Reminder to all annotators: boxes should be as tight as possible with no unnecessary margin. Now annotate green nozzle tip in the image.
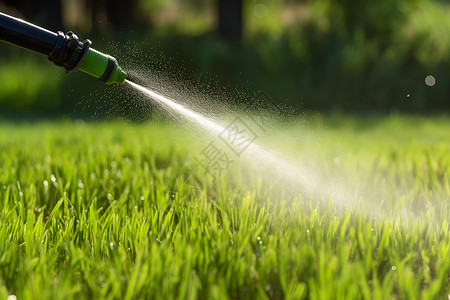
[78,48,126,85]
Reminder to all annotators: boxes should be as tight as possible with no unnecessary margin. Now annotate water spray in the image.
[0,12,126,85]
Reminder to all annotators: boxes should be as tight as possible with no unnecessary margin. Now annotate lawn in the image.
[0,115,449,299]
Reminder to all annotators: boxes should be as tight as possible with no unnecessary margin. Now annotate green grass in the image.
[0,115,449,299]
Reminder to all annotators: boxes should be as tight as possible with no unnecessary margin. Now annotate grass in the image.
[0,115,449,299]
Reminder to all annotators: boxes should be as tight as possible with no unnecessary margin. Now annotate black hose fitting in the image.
[47,31,91,72]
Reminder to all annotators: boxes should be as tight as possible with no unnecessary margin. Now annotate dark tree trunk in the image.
[4,0,62,30]
[90,0,106,31]
[218,0,242,41]
[106,0,139,30]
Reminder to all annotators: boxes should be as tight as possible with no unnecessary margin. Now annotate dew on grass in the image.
[111,161,117,168]
[265,284,271,292]
[371,228,374,232]
[135,205,138,209]
[392,266,396,271]
[259,241,262,244]
[7,295,17,300]
[406,94,410,98]
[257,236,261,240]
[50,174,56,182]
[110,242,114,249]
[43,180,48,187]
[19,191,23,197]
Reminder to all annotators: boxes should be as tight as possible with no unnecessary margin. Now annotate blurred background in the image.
[1,0,450,118]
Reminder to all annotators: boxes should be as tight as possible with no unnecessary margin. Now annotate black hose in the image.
[0,12,91,72]
[0,12,57,55]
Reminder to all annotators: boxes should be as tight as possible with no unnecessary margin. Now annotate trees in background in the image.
[3,0,62,30]
[218,0,242,41]
[2,0,243,40]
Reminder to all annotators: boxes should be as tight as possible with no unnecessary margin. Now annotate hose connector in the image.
[47,31,126,85]
[48,31,91,73]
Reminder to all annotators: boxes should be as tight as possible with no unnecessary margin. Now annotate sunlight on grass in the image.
[0,116,449,299]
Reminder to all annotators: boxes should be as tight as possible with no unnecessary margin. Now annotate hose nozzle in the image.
[78,47,127,85]
[48,31,126,85]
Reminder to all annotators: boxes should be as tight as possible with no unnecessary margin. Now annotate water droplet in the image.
[7,295,17,300]
[425,75,436,86]
[111,161,117,168]
[19,191,23,197]
[406,94,410,98]
[371,228,374,232]
[50,174,56,182]
[43,180,48,187]
[265,284,271,292]
[392,266,396,271]
[257,236,260,240]
[110,242,114,249]
[254,4,269,18]
[140,195,144,201]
